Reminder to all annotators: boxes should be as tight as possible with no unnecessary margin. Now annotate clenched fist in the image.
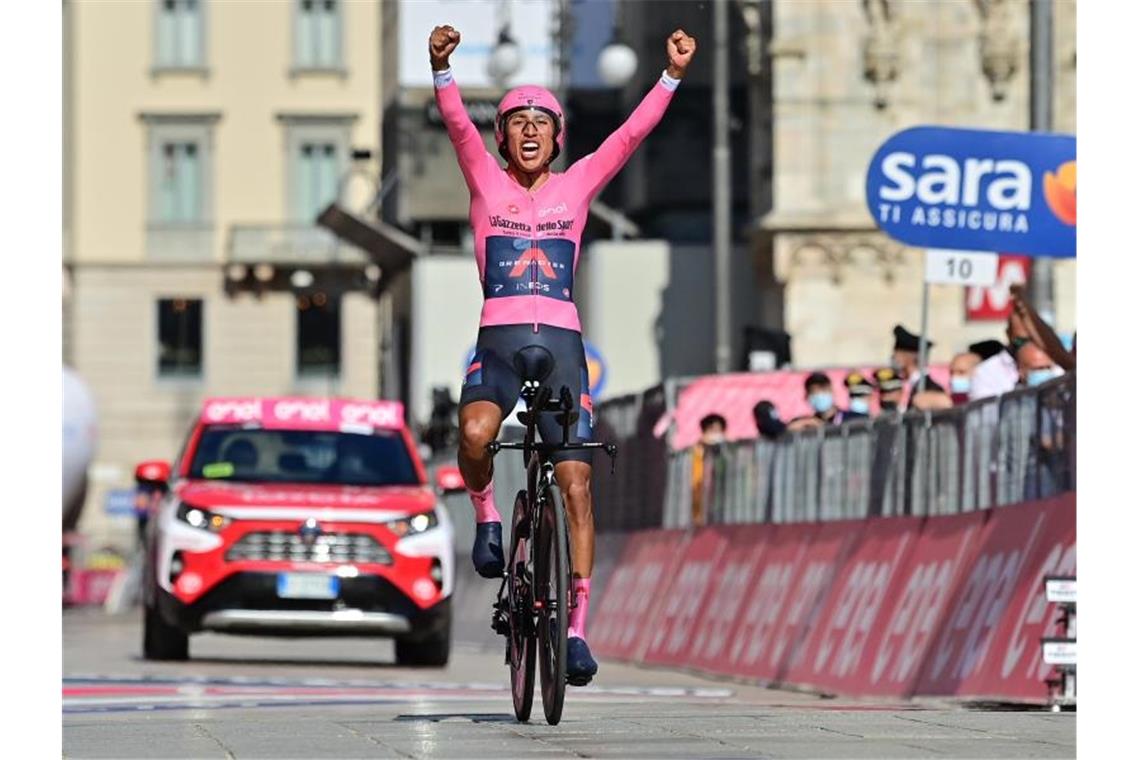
[430,25,460,71]
[665,29,697,78]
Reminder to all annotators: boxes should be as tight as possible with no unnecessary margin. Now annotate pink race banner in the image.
[641,528,729,667]
[590,493,1075,704]
[590,529,687,661]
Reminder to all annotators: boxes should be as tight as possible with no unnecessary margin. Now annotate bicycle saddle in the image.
[513,345,555,383]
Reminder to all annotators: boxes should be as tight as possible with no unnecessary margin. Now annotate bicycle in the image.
[487,375,616,726]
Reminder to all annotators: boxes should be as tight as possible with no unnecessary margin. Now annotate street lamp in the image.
[487,25,523,86]
[597,40,638,87]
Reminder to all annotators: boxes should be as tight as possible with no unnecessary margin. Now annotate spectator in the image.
[948,350,982,405]
[1010,284,1076,372]
[891,324,933,394]
[874,367,905,414]
[910,375,953,411]
[751,400,787,441]
[699,413,727,446]
[423,386,459,454]
[1017,342,1062,388]
[787,372,847,431]
[690,413,727,527]
[843,373,874,419]
[969,312,1028,401]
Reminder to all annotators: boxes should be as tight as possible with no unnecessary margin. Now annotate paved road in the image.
[63,610,1074,759]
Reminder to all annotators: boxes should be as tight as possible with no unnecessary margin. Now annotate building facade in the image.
[761,0,1077,366]
[64,0,388,548]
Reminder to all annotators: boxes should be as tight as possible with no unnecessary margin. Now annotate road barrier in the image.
[590,492,1074,703]
[591,372,1075,529]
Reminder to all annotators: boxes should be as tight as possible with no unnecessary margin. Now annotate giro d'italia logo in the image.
[1043,161,1076,226]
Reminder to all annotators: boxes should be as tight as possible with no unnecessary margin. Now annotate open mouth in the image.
[520,141,541,161]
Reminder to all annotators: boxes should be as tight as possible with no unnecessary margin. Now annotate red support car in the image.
[140,396,457,666]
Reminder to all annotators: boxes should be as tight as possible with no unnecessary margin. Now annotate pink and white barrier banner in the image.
[591,493,1075,703]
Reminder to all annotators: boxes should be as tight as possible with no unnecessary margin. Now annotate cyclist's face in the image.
[504,110,555,173]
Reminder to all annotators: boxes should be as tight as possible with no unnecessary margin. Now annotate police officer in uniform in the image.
[843,372,874,419]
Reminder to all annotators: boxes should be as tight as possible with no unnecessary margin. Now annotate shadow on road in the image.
[136,655,411,669]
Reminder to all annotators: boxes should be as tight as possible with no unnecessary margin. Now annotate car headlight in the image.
[175,502,231,532]
[386,510,439,537]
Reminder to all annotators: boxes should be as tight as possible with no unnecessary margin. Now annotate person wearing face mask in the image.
[1017,341,1068,497]
[948,351,982,405]
[751,400,787,440]
[788,373,847,431]
[691,414,728,527]
[843,373,874,419]
[1017,342,1062,388]
[874,367,905,414]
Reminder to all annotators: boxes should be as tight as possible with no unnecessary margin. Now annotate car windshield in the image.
[188,426,420,487]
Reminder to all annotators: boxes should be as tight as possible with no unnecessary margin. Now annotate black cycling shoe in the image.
[472,521,505,578]
[566,636,598,686]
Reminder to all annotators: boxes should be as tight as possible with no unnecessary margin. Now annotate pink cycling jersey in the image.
[434,69,679,332]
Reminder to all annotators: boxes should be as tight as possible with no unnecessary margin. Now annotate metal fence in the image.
[589,372,1075,530]
[428,372,1074,535]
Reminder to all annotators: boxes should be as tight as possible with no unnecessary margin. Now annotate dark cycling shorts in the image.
[459,324,594,464]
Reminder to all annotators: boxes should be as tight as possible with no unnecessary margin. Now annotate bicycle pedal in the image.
[566,674,593,687]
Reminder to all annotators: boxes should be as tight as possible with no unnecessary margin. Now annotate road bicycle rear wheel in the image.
[508,490,535,722]
[535,484,569,726]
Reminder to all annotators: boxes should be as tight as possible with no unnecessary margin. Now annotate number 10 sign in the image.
[924,249,999,287]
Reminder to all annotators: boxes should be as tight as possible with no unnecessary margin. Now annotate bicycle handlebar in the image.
[486,440,619,474]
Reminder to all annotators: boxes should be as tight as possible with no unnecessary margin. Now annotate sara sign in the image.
[866,126,1075,258]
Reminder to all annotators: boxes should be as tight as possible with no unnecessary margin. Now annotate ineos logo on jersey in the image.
[537,202,567,218]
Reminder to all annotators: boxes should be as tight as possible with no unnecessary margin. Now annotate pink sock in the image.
[568,577,591,640]
[468,479,501,524]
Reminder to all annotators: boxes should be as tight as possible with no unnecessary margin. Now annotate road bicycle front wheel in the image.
[508,490,535,722]
[535,483,569,726]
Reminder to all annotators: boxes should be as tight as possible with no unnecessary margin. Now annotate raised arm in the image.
[430,25,492,189]
[569,29,697,198]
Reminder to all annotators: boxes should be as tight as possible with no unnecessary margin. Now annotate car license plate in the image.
[276,573,339,600]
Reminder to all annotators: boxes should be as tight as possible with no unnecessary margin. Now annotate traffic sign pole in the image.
[919,248,1001,387]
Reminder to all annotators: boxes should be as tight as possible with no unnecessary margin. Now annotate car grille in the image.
[226,531,393,565]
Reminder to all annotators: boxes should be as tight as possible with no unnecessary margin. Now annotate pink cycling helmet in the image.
[494,85,565,161]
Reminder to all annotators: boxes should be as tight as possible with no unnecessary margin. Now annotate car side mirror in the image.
[134,459,172,488]
[434,465,466,495]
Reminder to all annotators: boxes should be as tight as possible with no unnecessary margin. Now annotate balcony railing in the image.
[226,224,368,265]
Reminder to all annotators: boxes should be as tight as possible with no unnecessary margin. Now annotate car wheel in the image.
[142,604,189,661]
[395,609,451,667]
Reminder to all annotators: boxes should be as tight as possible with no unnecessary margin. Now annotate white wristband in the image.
[433,67,454,89]
[660,69,681,91]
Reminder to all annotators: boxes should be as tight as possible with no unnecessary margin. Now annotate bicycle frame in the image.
[486,381,616,724]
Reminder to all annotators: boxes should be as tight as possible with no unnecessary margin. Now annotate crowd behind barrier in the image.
[590,372,1075,530]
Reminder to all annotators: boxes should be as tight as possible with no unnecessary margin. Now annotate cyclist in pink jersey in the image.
[431,23,696,684]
